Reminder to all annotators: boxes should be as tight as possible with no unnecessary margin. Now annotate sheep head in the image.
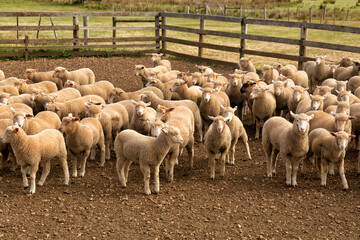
[1,125,21,143]
[330,131,355,150]
[291,111,313,134]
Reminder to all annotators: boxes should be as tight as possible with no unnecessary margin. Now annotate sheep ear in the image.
[348,116,357,120]
[308,114,314,121]
[161,126,169,134]
[166,108,175,112]
[74,117,80,122]
[41,92,46,96]
[14,126,19,133]
[25,114,33,118]
[85,102,91,107]
[330,132,336,136]
[290,111,296,119]
[145,102,151,107]
[330,112,336,116]
[146,120,154,127]
[335,90,340,94]
[349,100,355,105]
[208,115,216,121]
[131,100,137,105]
[233,106,238,112]
[101,104,105,110]
[350,134,356,138]
[220,104,225,110]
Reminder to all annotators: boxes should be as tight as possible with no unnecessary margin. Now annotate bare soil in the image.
[0,56,359,239]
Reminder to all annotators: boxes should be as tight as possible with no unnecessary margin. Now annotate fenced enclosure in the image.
[0,11,360,69]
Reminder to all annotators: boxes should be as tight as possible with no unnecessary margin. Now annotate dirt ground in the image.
[0,56,359,239]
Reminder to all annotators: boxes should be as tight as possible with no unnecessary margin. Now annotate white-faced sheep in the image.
[313,85,334,96]
[204,115,232,179]
[107,86,164,103]
[169,79,202,104]
[1,125,69,194]
[303,56,336,92]
[325,101,351,115]
[273,80,293,116]
[34,88,81,111]
[295,94,324,113]
[262,65,279,85]
[249,84,277,139]
[44,95,105,119]
[134,65,168,86]
[59,114,105,177]
[308,129,354,189]
[145,77,179,100]
[239,57,256,73]
[15,79,57,95]
[262,112,314,186]
[226,74,246,115]
[337,90,360,104]
[306,110,355,134]
[220,105,251,163]
[151,53,172,71]
[53,67,95,86]
[63,80,113,102]
[322,79,347,95]
[0,105,33,120]
[0,92,33,109]
[130,100,156,135]
[196,65,213,75]
[191,72,207,86]
[0,119,16,171]
[24,69,63,89]
[287,86,310,113]
[334,60,360,81]
[336,56,353,67]
[140,91,203,142]
[115,125,183,195]
[280,65,308,88]
[348,76,360,93]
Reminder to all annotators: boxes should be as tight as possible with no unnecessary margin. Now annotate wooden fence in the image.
[0,12,360,69]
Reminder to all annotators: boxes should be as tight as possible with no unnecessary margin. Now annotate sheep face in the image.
[24,69,36,80]
[134,101,150,117]
[107,88,124,103]
[145,78,158,87]
[273,81,285,96]
[291,112,313,134]
[151,54,162,62]
[310,95,324,110]
[134,65,146,77]
[162,125,183,144]
[59,115,80,134]
[45,103,61,117]
[13,112,32,128]
[16,80,27,92]
[170,80,184,92]
[249,85,265,100]
[330,131,353,150]
[1,125,20,144]
[64,80,76,88]
[336,101,350,115]
[191,72,204,86]
[337,91,351,103]
[202,87,213,102]
[53,67,66,79]
[220,105,237,122]
[30,88,45,101]
[314,86,333,96]
[228,74,241,87]
[262,65,272,75]
[332,113,356,132]
[340,57,352,67]
[336,81,347,92]
[239,58,251,68]
[0,93,10,104]
[208,115,229,133]
[85,103,102,118]
[315,56,325,66]
[148,119,165,137]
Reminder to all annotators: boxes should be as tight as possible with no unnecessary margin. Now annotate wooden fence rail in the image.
[0,11,359,69]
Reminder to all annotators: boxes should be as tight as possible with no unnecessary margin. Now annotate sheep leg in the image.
[69,151,78,178]
[154,164,161,193]
[58,156,69,186]
[219,151,228,177]
[328,162,335,175]
[90,147,96,160]
[255,117,261,140]
[229,138,237,165]
[140,163,151,195]
[9,152,17,172]
[207,150,216,180]
[116,157,127,187]
[164,154,170,180]
[357,153,360,174]
[240,133,251,160]
[272,152,279,176]
[283,156,292,186]
[167,151,178,183]
[105,141,111,160]
[320,157,329,187]
[186,140,194,168]
[264,143,273,177]
[79,149,91,178]
[291,158,302,187]
[124,160,132,184]
[98,142,106,167]
[29,164,39,194]
[37,160,50,186]
[20,165,29,189]
[339,158,349,190]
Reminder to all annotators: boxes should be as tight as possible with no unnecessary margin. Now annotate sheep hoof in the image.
[37,182,44,186]
[321,184,326,187]
[145,191,151,195]
[24,186,28,190]
[343,187,349,191]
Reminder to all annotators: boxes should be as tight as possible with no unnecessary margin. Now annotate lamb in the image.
[239,57,256,73]
[0,70,4,80]
[296,94,324,113]
[337,90,360,104]
[149,69,179,83]
[145,77,179,100]
[313,85,334,96]
[151,53,172,71]
[1,125,69,194]
[323,94,339,110]
[196,65,213,75]
[273,62,297,73]
[354,87,360,99]
[325,101,350,115]
[53,67,95,85]
[199,87,230,133]
[322,79,347,94]
[334,60,360,81]
[220,105,251,163]
[0,77,21,87]
[0,85,19,96]
[348,76,360,93]
[204,115,232,179]
[15,79,57,94]
[34,87,81,111]
[134,65,168,86]
[287,86,310,113]
[280,65,308,88]
[24,69,63,89]
[177,71,193,86]
[0,105,33,120]
[336,56,353,67]
[262,112,314,186]
[262,65,279,84]
[273,80,293,116]
[116,100,135,124]
[44,95,105,119]
[115,125,183,195]
[0,92,33,109]
[150,105,195,182]
[64,80,114,102]
[306,110,355,134]
[233,69,260,81]
[12,109,61,135]
[303,56,335,92]
[307,129,353,189]
[169,79,202,104]
[59,114,105,177]
[249,84,276,139]
[140,90,203,142]
[107,86,164,103]
[0,119,16,171]
[85,102,129,160]
[191,72,206,86]
[225,74,246,115]
[130,100,156,135]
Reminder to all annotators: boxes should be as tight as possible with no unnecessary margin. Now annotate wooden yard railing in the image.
[0,12,360,69]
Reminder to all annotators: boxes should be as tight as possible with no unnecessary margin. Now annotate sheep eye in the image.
[8,132,11,135]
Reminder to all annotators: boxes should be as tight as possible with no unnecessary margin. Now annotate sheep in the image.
[59,114,105,177]
[205,72,229,86]
[115,125,183,195]
[322,79,347,95]
[12,109,61,135]
[287,86,310,113]
[0,77,21,87]
[296,94,324,113]
[323,94,339,110]
[34,88,81,111]
[262,65,279,84]
[334,60,360,81]
[239,57,256,73]
[354,87,360,99]
[107,86,164,103]
[303,56,336,92]
[140,90,203,142]
[0,103,33,115]
[196,65,213,75]
[0,85,19,96]
[116,100,135,124]
[169,79,202,104]
[149,70,179,83]
[191,72,206,86]
[226,74,246,115]
[44,95,105,119]
[177,71,193,86]
[306,110,355,134]
[280,65,308,88]
[307,129,353,189]
[24,69,63,89]
[336,56,353,67]
[337,90,360,104]
[233,69,260,81]
[273,80,293,116]
[149,105,195,182]
[204,115,232,179]
[130,100,156,135]
[145,77,179,100]
[249,84,276,139]
[276,75,296,88]
[348,76,360,93]
[262,112,314,186]
[0,105,33,120]
[0,92,33,109]
[1,125,69,194]
[313,85,334,96]
[199,87,230,133]
[0,70,4,80]
[15,79,57,95]
[134,65,168,86]
[220,105,251,163]
[53,66,95,86]
[349,103,360,171]
[0,119,16,171]
[273,62,297,73]
[85,102,129,160]
[325,101,351,115]
[63,80,113,102]
[151,53,171,71]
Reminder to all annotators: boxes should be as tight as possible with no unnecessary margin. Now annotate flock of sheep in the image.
[0,53,359,195]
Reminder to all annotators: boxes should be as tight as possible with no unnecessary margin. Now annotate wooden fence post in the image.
[16,16,19,40]
[264,7,266,20]
[83,16,89,46]
[155,15,160,53]
[198,18,205,57]
[298,22,307,70]
[240,18,247,60]
[24,35,29,60]
[73,14,79,52]
[309,8,312,23]
[161,16,167,56]
[112,17,116,47]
